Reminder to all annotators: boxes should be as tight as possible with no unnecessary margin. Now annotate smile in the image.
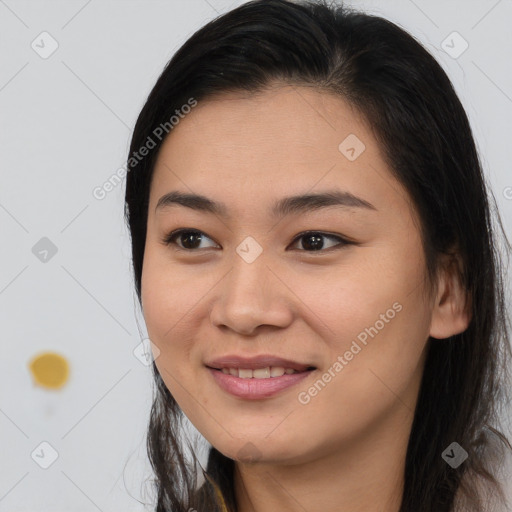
[207,366,316,400]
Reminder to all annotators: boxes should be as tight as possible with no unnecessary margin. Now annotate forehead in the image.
[157,85,372,168]
[149,85,412,223]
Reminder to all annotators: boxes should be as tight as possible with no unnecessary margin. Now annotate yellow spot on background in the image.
[29,352,70,389]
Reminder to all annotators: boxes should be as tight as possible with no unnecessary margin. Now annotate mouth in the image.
[204,355,317,400]
[206,365,316,399]
[205,354,317,375]
[206,365,316,379]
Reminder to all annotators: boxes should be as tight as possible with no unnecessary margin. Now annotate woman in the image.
[124,1,512,510]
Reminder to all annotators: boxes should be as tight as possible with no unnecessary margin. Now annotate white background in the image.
[1,0,511,510]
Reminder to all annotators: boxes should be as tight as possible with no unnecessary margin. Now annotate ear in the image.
[429,252,472,340]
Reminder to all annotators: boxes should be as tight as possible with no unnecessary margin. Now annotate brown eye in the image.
[289,231,349,252]
[162,229,218,250]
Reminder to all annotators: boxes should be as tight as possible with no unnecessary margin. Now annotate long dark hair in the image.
[124,1,512,510]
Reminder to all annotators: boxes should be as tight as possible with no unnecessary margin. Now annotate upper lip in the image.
[205,354,316,372]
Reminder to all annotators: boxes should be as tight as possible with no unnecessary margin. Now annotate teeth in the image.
[239,369,253,379]
[253,367,270,379]
[219,366,302,378]
[270,367,285,377]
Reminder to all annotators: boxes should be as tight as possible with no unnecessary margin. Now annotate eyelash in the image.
[161,228,352,254]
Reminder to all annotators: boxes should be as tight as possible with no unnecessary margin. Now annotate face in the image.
[141,84,435,465]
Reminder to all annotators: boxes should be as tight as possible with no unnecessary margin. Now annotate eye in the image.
[162,228,350,253]
[162,229,219,251]
[288,231,349,252]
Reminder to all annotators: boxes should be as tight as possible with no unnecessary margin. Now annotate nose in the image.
[209,252,294,336]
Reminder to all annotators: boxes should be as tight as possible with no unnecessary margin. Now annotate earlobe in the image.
[429,253,472,340]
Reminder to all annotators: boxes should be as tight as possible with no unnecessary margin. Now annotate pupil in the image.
[303,233,323,251]
[182,231,201,249]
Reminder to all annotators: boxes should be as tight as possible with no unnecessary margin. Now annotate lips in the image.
[205,354,316,372]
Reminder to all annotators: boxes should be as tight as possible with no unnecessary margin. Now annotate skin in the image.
[140,84,471,512]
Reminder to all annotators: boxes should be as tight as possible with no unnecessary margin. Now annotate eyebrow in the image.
[155,189,377,218]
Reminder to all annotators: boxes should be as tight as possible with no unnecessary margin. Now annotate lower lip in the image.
[207,367,314,400]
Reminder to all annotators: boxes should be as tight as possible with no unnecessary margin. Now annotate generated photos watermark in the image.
[297,301,403,405]
[92,97,198,200]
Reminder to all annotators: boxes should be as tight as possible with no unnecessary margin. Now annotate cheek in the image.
[140,249,213,389]
[301,249,430,381]
[141,262,199,415]
[141,246,199,339]
[140,251,188,376]
[289,258,406,339]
